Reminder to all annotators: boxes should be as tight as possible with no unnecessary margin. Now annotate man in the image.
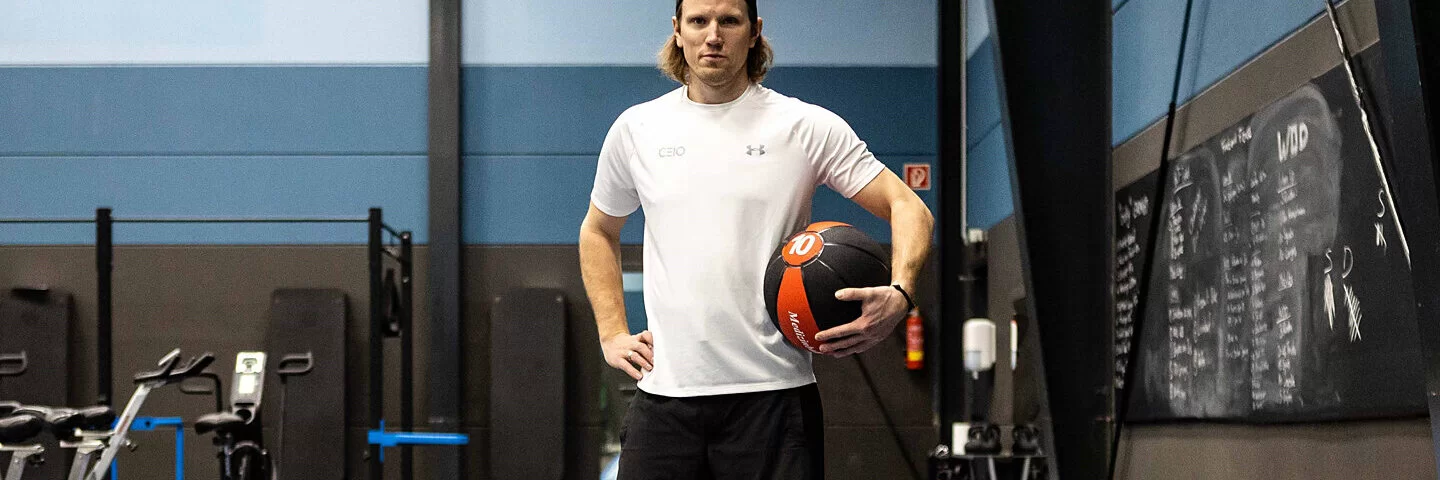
[578,0,934,477]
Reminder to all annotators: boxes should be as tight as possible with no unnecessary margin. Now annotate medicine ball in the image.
[763,221,890,353]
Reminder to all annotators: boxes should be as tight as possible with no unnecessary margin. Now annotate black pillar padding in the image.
[1374,0,1440,469]
[427,0,465,477]
[936,0,970,446]
[989,0,1112,478]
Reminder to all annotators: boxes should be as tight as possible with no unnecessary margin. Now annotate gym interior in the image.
[3,0,1440,479]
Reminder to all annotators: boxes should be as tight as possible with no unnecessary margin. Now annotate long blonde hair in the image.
[657,0,773,84]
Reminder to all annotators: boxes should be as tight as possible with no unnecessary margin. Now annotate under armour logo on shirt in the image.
[746,145,766,156]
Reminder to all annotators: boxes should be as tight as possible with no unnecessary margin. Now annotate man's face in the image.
[673,0,761,86]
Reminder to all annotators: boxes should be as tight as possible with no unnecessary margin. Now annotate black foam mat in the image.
[263,288,347,479]
[0,289,72,480]
[490,288,567,480]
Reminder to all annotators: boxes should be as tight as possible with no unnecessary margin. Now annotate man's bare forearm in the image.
[580,224,630,342]
[889,197,934,298]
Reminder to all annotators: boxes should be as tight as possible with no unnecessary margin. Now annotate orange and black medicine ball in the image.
[763,222,890,353]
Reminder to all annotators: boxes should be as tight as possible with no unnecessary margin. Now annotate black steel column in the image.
[989,0,1111,478]
[427,0,465,476]
[936,0,968,445]
[1374,0,1440,468]
[368,208,384,480]
[400,232,414,480]
[95,208,113,407]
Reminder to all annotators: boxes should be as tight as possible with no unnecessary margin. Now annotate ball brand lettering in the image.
[788,311,811,349]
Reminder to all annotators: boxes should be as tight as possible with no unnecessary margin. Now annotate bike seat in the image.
[43,408,85,440]
[75,406,116,431]
[195,412,246,436]
[9,405,86,439]
[0,401,18,416]
[14,405,74,425]
[0,414,44,444]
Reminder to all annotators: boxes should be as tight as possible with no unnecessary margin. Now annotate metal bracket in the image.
[130,417,185,480]
[367,420,470,463]
[0,351,27,377]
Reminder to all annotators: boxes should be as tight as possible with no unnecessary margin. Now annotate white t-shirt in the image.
[590,83,885,397]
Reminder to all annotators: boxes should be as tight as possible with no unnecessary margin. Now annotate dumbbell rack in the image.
[928,446,1047,480]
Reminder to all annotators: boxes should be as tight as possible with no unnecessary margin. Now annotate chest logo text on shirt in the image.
[746,144,766,156]
[658,146,686,158]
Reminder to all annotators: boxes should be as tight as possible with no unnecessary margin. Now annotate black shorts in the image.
[617,383,825,480]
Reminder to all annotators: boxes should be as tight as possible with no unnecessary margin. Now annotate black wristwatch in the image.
[892,284,917,310]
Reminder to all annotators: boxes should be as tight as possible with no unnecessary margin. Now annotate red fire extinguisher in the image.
[906,308,924,370]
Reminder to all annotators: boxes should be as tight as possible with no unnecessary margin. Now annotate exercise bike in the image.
[2,403,115,480]
[0,401,45,480]
[0,349,213,480]
[195,352,273,480]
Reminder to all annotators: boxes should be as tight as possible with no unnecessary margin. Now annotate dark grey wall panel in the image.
[826,426,934,478]
[814,344,934,429]
[0,246,416,480]
[0,243,937,480]
[985,217,1036,426]
[1117,420,1434,479]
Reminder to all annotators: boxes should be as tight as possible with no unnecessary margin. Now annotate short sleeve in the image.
[590,116,641,217]
[812,109,886,198]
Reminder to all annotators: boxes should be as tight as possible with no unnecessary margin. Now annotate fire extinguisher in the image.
[906,308,924,370]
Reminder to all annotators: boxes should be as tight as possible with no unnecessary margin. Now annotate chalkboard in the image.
[1114,47,1427,421]
[1113,171,1156,393]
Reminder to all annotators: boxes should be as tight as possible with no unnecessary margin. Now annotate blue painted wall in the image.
[966,0,1334,231]
[0,1,939,245]
[1112,0,1325,144]
[459,66,936,245]
[0,66,428,244]
[0,66,934,245]
[965,36,1013,230]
